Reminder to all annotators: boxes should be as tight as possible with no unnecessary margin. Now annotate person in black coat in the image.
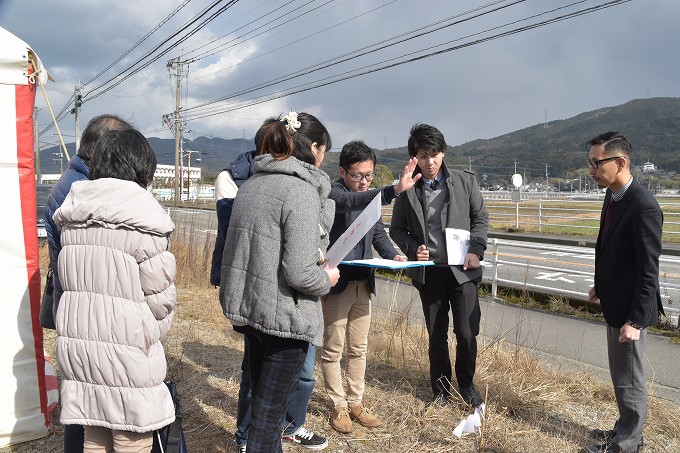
[582,132,663,453]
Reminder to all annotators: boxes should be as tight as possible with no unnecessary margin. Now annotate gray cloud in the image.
[2,0,678,151]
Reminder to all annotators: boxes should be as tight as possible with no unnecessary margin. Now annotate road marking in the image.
[535,272,576,283]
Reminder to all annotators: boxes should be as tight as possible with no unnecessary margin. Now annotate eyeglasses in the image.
[345,170,374,182]
[586,156,624,170]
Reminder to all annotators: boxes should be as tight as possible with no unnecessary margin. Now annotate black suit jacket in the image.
[327,180,399,295]
[594,179,664,328]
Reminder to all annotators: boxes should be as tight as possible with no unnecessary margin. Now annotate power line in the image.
[184,0,632,121]
[187,0,400,84]
[182,0,302,62]
[83,0,240,102]
[39,0,195,136]
[82,0,194,87]
[182,0,525,114]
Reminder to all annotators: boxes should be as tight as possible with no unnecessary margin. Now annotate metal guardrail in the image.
[482,239,680,320]
[382,196,680,236]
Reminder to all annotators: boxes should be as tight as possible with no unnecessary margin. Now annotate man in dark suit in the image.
[322,140,418,434]
[389,124,488,408]
[582,131,663,453]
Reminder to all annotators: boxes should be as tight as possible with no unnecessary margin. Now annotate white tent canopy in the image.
[0,25,56,446]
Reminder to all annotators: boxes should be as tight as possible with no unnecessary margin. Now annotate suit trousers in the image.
[83,426,152,453]
[415,266,480,397]
[321,281,372,408]
[607,325,648,453]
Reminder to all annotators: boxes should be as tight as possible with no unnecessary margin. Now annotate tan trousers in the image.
[83,426,153,453]
[321,280,372,408]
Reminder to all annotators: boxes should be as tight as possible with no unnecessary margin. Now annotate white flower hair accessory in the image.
[282,111,301,134]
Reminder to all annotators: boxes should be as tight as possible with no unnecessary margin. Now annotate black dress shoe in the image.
[580,443,616,453]
[459,385,484,407]
[587,430,644,450]
[590,428,616,442]
[580,441,642,453]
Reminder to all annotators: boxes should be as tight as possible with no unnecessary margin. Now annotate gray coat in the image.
[389,164,488,285]
[219,155,335,347]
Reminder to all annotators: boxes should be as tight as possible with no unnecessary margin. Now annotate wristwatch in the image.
[626,320,644,330]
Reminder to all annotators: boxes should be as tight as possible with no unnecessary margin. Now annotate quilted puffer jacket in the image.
[53,178,177,433]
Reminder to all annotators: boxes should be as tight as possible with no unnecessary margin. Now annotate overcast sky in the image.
[2,0,679,152]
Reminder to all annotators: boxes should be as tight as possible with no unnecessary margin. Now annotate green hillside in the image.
[37,98,680,187]
[375,97,680,187]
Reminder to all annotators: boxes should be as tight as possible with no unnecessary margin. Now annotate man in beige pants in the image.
[322,140,417,433]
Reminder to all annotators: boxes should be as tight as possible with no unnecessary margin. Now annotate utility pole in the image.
[73,85,82,152]
[468,156,472,172]
[545,163,549,194]
[168,58,183,204]
[34,107,41,183]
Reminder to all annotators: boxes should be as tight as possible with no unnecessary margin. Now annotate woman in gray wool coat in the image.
[219,112,340,453]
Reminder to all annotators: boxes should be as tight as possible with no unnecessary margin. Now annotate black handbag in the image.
[40,267,56,330]
[151,381,188,453]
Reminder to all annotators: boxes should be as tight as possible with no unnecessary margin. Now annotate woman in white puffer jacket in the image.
[54,128,176,453]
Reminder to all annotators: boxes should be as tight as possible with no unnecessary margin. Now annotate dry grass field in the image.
[3,229,680,452]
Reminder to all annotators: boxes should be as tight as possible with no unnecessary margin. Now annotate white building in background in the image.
[642,161,656,173]
[154,164,201,183]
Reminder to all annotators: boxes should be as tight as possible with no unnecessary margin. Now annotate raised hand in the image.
[394,157,422,194]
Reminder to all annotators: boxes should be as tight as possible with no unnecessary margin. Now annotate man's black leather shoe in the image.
[590,429,616,442]
[586,430,644,450]
[459,385,484,407]
[580,441,642,453]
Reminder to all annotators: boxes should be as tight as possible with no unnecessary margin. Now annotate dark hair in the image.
[78,114,134,160]
[587,131,632,162]
[260,112,332,166]
[254,117,280,153]
[89,129,157,188]
[407,123,447,157]
[339,140,376,169]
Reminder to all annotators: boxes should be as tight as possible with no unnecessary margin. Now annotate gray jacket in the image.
[389,164,488,285]
[219,155,335,347]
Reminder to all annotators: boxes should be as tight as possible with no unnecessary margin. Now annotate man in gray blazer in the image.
[582,132,662,453]
[389,124,488,407]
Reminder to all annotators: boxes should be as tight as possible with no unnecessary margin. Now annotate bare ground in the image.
[3,244,679,452]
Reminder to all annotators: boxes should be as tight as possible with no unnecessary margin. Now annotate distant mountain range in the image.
[38,97,680,185]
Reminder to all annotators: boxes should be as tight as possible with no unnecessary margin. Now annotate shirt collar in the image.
[610,176,633,202]
[423,170,444,189]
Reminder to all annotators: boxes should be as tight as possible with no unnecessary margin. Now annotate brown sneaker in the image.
[331,406,353,434]
[348,403,382,428]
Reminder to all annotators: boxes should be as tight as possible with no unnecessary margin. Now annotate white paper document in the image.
[445,228,470,266]
[340,258,435,270]
[325,194,382,268]
[445,228,485,266]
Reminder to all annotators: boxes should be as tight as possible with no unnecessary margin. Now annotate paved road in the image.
[167,207,680,403]
[372,277,680,405]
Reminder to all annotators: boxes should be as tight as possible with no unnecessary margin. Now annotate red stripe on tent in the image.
[15,77,49,428]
